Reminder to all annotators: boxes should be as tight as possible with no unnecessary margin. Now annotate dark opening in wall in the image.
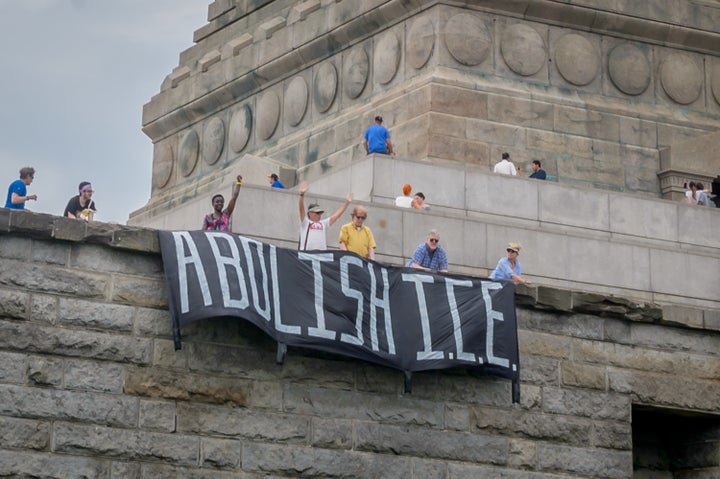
[633,405,720,479]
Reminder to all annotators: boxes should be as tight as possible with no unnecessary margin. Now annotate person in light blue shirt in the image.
[490,243,532,284]
[363,116,395,155]
[4,167,37,210]
[406,230,448,272]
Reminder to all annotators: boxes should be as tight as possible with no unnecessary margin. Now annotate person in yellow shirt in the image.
[338,206,376,260]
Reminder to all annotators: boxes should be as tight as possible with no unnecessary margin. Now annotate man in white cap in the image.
[298,182,353,251]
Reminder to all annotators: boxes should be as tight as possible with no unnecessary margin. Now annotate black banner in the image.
[159,231,520,402]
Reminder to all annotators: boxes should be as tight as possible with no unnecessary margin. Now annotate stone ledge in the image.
[2,211,717,331]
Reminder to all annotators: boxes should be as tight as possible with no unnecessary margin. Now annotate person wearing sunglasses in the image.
[338,206,376,260]
[63,181,97,221]
[490,243,532,284]
[4,166,37,210]
[406,229,448,272]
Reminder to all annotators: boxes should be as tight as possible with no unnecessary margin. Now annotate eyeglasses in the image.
[355,216,366,220]
[506,248,518,253]
[429,238,439,244]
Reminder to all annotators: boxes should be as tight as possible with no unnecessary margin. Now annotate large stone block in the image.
[0,416,50,451]
[0,288,29,319]
[608,369,720,411]
[0,450,110,479]
[176,401,309,442]
[542,387,630,421]
[539,182,610,230]
[560,360,607,390]
[311,417,353,449]
[241,442,412,477]
[58,297,135,332]
[354,421,508,464]
[0,351,26,383]
[53,421,199,465]
[472,405,591,444]
[63,358,124,393]
[487,94,554,130]
[139,399,177,433]
[0,259,109,299]
[0,383,138,427]
[609,194,678,242]
[200,436,243,469]
[27,355,63,387]
[537,443,632,478]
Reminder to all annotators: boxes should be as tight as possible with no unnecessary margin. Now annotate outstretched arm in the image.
[329,192,353,226]
[298,181,308,222]
[225,174,243,217]
[386,138,395,156]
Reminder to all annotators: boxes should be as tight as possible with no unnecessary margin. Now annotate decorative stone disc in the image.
[445,14,491,66]
[343,47,369,99]
[257,91,280,140]
[152,142,173,189]
[202,117,225,165]
[554,33,599,86]
[178,129,199,177]
[660,53,702,105]
[374,32,401,85]
[314,62,337,113]
[712,62,720,106]
[407,17,435,70]
[229,104,252,153]
[608,43,651,95]
[501,24,546,76]
[284,76,309,127]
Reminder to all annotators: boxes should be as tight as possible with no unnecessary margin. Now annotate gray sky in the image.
[0,0,208,223]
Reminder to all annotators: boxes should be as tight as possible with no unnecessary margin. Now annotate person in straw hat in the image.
[490,242,531,284]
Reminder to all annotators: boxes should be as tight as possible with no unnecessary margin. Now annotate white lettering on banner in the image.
[239,237,272,321]
[339,255,364,346]
[368,263,395,354]
[481,281,509,368]
[299,252,336,339]
[173,232,212,314]
[269,244,298,334]
[445,278,477,362]
[402,273,443,360]
[206,233,250,310]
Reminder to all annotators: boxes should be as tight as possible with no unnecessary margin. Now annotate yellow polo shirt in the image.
[338,223,376,258]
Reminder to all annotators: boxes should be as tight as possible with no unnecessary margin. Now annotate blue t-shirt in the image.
[271,180,285,189]
[5,179,27,209]
[490,257,521,281]
[364,124,390,154]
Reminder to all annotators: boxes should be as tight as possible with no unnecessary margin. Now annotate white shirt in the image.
[494,159,517,176]
[395,195,413,208]
[300,216,331,250]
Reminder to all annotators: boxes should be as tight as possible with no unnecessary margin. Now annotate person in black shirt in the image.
[63,181,97,221]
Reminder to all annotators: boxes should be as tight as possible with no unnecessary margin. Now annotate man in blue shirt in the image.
[4,166,37,210]
[406,229,448,272]
[268,173,285,189]
[363,116,395,155]
[529,160,547,180]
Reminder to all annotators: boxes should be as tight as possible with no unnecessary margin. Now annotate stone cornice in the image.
[143,0,720,143]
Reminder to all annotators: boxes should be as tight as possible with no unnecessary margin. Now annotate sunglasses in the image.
[355,215,366,220]
[506,248,518,253]
[429,238,439,244]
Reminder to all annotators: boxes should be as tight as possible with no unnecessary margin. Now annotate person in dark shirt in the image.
[529,160,547,180]
[63,181,97,221]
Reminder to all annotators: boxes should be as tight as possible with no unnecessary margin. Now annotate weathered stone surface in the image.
[355,421,508,464]
[31,240,70,265]
[59,297,135,332]
[0,416,50,450]
[538,444,632,478]
[0,350,26,383]
[661,305,704,329]
[553,33,599,86]
[176,401,308,442]
[0,383,138,427]
[543,388,630,421]
[518,330,571,359]
[27,355,63,386]
[0,259,108,298]
[472,406,591,444]
[607,43,651,95]
[125,366,250,406]
[178,129,200,177]
[608,369,720,411]
[64,358,124,393]
[660,52,703,105]
[111,276,167,308]
[0,288,28,319]
[53,421,199,465]
[242,442,412,477]
[283,383,444,427]
[311,417,353,449]
[501,23,546,76]
[200,436,243,469]
[444,13,492,67]
[139,398,177,432]
[0,450,110,478]
[560,360,606,390]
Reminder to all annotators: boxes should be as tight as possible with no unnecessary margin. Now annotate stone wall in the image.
[137,0,720,221]
[1,212,719,478]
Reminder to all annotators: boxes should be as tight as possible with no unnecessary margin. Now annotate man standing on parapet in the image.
[298,182,353,251]
[363,115,395,156]
[493,152,518,176]
[4,167,37,210]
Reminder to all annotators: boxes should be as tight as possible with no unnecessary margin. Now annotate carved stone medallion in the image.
[229,104,252,153]
[501,23,546,76]
[608,43,651,96]
[554,33,599,86]
[257,91,280,140]
[178,129,199,177]
[445,14,492,66]
[202,117,225,165]
[284,76,309,127]
[314,62,337,113]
